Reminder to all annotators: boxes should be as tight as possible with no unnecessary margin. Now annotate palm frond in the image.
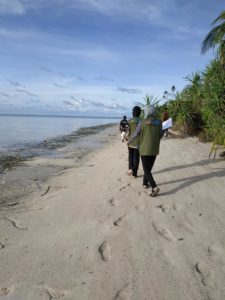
[212,11,225,25]
[201,10,225,60]
[201,24,225,54]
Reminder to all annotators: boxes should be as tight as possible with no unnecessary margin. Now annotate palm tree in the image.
[201,11,225,65]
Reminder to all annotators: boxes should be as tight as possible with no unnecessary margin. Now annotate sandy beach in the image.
[0,125,225,300]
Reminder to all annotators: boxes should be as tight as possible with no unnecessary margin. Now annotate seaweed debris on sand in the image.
[0,123,117,208]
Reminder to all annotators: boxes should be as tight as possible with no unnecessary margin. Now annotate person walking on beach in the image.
[162,107,169,137]
[127,106,141,177]
[127,105,162,197]
[119,116,129,142]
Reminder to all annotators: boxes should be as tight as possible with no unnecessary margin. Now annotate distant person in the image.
[162,107,169,137]
[127,106,141,177]
[127,106,163,197]
[119,116,129,142]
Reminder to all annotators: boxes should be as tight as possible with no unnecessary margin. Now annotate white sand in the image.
[1,126,225,300]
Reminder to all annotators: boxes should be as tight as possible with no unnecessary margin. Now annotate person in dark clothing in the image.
[119,116,129,142]
[162,107,169,137]
[127,106,141,177]
[127,105,163,197]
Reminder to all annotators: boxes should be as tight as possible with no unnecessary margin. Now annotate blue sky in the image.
[0,0,224,117]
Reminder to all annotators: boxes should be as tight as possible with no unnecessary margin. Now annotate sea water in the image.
[0,115,119,153]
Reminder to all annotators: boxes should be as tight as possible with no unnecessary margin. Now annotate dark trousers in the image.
[141,155,157,188]
[128,147,140,176]
[164,129,169,137]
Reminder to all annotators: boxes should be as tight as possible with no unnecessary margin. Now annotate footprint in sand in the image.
[208,244,225,263]
[109,198,118,207]
[152,223,175,241]
[99,242,112,261]
[182,221,195,234]
[119,184,130,191]
[0,287,10,296]
[173,203,184,211]
[195,262,213,287]
[156,204,171,214]
[45,286,65,299]
[157,249,176,266]
[114,215,127,227]
[114,284,130,300]
[0,242,5,249]
[135,205,145,212]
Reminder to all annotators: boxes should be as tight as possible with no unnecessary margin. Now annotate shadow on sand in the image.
[155,158,223,175]
[157,164,225,196]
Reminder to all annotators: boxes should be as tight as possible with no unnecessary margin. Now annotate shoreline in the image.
[0,123,117,159]
[1,127,225,299]
[0,123,117,207]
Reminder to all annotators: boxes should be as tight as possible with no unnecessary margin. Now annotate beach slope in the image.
[0,127,225,300]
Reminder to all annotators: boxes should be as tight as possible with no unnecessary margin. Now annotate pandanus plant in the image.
[136,94,161,118]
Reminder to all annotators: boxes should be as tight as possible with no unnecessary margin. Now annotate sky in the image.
[0,0,224,117]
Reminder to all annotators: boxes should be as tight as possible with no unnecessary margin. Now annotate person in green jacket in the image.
[127,106,141,177]
[127,105,163,197]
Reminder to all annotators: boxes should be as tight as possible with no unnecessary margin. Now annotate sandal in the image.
[150,186,160,197]
[127,169,133,176]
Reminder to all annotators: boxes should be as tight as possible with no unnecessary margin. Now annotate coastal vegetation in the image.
[162,58,225,142]
[136,94,160,118]
[156,10,225,144]
[201,11,225,66]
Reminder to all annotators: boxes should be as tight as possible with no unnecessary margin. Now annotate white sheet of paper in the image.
[162,117,172,130]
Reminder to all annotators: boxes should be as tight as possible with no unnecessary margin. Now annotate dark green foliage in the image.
[159,11,225,142]
[164,59,224,141]
[201,11,225,65]
[202,60,225,119]
[199,59,225,142]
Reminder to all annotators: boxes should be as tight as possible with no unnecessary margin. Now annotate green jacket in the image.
[139,117,162,156]
[127,117,140,148]
[128,116,162,156]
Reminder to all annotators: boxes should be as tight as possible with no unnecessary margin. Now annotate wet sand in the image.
[0,123,116,206]
[0,126,225,300]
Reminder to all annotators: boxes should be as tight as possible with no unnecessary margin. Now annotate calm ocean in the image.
[0,115,119,152]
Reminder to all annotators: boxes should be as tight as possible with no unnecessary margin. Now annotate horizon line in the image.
[0,113,121,119]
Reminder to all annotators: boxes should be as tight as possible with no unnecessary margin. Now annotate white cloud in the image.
[0,28,40,38]
[0,0,52,16]
[63,99,87,111]
[0,0,25,15]
[0,76,166,115]
[0,0,164,20]
[49,47,118,61]
[63,96,126,112]
[94,75,115,82]
[0,27,119,62]
[0,0,205,40]
[67,0,163,20]
[0,92,11,98]
[117,87,141,94]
